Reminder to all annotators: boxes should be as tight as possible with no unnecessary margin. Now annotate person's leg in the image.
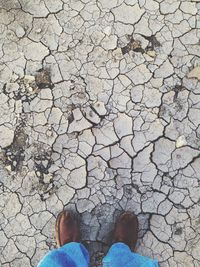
[103,243,158,267]
[38,242,89,267]
[37,211,89,267]
[103,213,158,267]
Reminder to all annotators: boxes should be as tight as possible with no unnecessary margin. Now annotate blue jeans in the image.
[38,242,158,267]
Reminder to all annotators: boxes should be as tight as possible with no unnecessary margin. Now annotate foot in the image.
[55,210,80,247]
[113,212,138,250]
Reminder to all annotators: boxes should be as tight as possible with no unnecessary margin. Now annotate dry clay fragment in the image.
[187,67,200,80]
[0,125,14,148]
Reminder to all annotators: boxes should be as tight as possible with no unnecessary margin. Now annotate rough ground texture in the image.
[0,0,200,266]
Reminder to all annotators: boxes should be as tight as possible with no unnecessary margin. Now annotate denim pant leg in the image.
[102,243,159,267]
[38,242,89,267]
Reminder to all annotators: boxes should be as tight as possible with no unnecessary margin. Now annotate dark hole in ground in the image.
[121,35,161,56]
[35,69,53,89]
[4,124,28,171]
[173,84,184,101]
[34,153,53,180]
[121,38,145,55]
[142,35,161,50]
[174,227,183,235]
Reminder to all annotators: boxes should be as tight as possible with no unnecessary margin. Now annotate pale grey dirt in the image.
[0,0,200,266]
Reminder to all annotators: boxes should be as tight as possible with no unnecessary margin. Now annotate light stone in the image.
[16,26,25,38]
[85,107,101,124]
[146,50,156,58]
[187,66,200,80]
[24,75,35,83]
[176,135,187,148]
[92,101,107,116]
[103,26,112,36]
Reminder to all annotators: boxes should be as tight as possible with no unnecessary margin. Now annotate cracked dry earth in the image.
[0,0,200,266]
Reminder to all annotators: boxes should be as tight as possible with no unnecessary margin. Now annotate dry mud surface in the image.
[0,0,200,266]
